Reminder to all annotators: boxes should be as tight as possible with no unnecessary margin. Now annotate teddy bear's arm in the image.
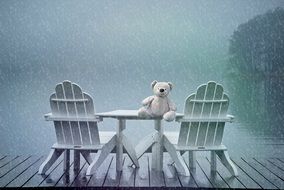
[168,98,177,111]
[142,96,155,106]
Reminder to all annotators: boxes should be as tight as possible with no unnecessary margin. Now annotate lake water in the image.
[1,73,283,158]
[1,0,284,157]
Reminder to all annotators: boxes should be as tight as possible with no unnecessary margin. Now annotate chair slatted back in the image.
[49,80,100,146]
[178,81,229,147]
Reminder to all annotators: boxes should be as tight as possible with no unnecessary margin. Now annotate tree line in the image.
[227,7,284,127]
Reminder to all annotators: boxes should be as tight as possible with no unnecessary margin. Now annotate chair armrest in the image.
[44,113,52,121]
[176,114,235,123]
[44,113,100,122]
[227,114,234,123]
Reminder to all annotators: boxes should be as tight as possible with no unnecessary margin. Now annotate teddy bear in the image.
[138,80,177,122]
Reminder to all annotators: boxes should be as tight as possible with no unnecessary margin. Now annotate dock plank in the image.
[197,157,229,189]
[255,158,284,181]
[56,160,86,187]
[0,155,30,178]
[176,157,198,188]
[39,160,74,187]
[55,153,87,187]
[205,156,245,189]
[0,156,19,169]
[149,154,165,187]
[229,158,262,189]
[0,156,42,187]
[185,155,213,188]
[119,156,135,187]
[6,156,45,187]
[134,154,150,187]
[103,156,124,187]
[278,158,284,163]
[232,158,277,189]
[23,157,63,187]
[87,155,113,187]
[269,158,284,171]
[244,158,284,189]
[2,154,284,188]
[163,154,181,187]
[70,159,89,187]
[149,170,165,187]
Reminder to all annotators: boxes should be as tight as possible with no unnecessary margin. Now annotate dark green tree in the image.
[228,7,284,126]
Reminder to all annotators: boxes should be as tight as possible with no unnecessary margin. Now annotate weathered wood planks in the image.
[1,154,284,189]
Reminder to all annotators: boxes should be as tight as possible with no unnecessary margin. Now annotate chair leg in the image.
[74,150,80,172]
[211,151,217,172]
[64,150,70,172]
[216,150,238,176]
[86,135,116,175]
[38,148,64,174]
[188,151,196,170]
[164,136,190,176]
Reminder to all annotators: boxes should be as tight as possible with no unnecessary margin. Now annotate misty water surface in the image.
[0,0,284,157]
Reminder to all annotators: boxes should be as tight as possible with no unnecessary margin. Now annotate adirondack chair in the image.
[164,81,238,176]
[38,80,115,174]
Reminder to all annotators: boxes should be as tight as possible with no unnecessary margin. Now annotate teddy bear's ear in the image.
[151,80,158,89]
[168,82,173,90]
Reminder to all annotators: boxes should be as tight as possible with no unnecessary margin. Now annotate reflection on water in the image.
[1,75,283,157]
[1,73,283,158]
[224,76,284,158]
[227,75,284,136]
[223,121,284,158]
[0,1,283,157]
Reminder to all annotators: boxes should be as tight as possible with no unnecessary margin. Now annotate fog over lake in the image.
[1,0,284,157]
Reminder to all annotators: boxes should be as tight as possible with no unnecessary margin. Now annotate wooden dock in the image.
[0,153,284,189]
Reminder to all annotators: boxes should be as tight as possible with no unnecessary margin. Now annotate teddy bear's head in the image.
[151,80,173,97]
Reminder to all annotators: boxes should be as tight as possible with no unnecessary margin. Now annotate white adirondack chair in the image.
[165,81,238,176]
[38,80,115,174]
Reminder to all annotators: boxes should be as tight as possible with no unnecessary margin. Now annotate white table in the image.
[95,110,189,176]
[93,110,141,172]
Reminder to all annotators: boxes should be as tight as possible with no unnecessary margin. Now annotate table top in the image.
[95,109,183,120]
[95,109,234,122]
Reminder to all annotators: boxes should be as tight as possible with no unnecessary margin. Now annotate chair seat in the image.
[164,131,227,151]
[164,131,179,144]
[51,131,116,150]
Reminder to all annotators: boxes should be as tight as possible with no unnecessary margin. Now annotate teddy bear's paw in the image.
[138,108,151,118]
[163,111,176,122]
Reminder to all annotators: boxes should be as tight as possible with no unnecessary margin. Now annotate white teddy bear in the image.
[138,80,177,122]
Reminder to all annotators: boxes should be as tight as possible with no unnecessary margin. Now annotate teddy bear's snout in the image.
[160,89,165,92]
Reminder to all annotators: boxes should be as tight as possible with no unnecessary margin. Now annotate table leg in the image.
[116,119,125,171]
[151,120,163,171]
[135,132,158,159]
[121,134,140,167]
